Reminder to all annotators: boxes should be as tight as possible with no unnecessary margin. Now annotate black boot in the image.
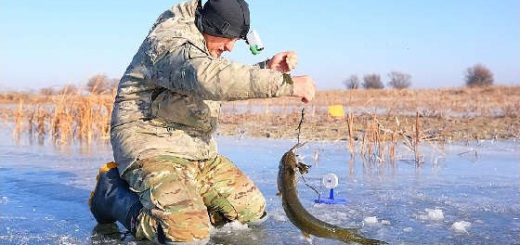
[89,162,143,234]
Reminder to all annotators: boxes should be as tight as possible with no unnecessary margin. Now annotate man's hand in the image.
[267,51,298,73]
[292,75,316,103]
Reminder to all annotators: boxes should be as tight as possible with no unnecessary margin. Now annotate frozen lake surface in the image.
[1,133,519,244]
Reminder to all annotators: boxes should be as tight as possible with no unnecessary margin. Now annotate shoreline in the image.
[217,113,520,143]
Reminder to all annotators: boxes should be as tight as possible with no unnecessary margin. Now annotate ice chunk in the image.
[381,220,391,225]
[451,221,471,233]
[427,208,444,220]
[403,227,413,232]
[363,216,378,224]
[218,220,249,233]
[418,208,444,221]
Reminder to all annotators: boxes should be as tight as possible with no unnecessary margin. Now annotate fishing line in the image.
[299,174,321,199]
[294,107,321,198]
[296,108,305,144]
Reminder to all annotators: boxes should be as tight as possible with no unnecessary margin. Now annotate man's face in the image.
[202,33,238,58]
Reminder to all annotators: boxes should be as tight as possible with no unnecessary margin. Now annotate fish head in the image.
[281,150,298,170]
[296,161,311,175]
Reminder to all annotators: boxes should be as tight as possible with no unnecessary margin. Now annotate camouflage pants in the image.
[121,155,266,243]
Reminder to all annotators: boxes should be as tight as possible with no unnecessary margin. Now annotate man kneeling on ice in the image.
[89,0,315,243]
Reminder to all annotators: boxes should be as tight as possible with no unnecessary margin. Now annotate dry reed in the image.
[1,85,519,153]
[346,112,355,158]
[414,112,422,165]
[5,91,114,145]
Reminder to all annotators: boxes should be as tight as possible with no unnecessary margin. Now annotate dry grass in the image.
[2,90,114,144]
[226,85,520,118]
[1,85,519,154]
[219,85,519,165]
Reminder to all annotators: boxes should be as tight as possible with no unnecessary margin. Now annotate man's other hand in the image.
[292,75,316,103]
[267,51,298,73]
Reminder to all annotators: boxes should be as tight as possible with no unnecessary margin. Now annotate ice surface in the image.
[270,211,288,222]
[0,130,519,244]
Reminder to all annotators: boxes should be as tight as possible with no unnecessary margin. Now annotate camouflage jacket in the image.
[110,0,294,173]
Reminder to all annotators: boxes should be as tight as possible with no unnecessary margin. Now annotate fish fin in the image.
[301,232,313,244]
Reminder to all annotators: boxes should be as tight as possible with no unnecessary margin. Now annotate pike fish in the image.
[277,143,387,244]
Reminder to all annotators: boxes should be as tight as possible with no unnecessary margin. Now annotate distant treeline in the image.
[0,74,119,102]
[37,74,119,96]
[344,63,495,90]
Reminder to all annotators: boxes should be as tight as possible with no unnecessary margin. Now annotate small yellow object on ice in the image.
[328,105,345,118]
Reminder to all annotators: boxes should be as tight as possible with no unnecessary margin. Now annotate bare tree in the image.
[343,75,360,89]
[362,74,384,89]
[110,78,120,91]
[388,71,412,89]
[39,87,57,96]
[465,64,494,87]
[59,84,79,95]
[87,74,114,94]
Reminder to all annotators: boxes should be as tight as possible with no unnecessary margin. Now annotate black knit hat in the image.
[195,0,250,39]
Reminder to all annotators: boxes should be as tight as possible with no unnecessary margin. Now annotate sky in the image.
[1,0,519,90]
